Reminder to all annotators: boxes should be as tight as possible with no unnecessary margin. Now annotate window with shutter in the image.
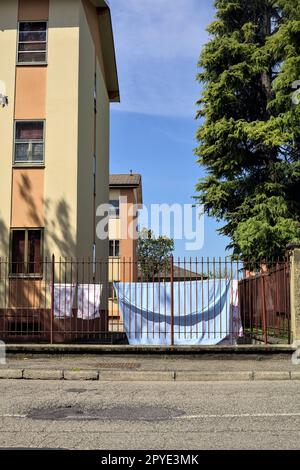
[10,229,43,276]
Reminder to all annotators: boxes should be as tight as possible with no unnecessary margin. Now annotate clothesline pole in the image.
[170,255,174,347]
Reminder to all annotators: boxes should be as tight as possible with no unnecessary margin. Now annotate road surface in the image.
[0,379,299,449]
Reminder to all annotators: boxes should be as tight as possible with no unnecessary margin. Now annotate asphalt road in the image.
[0,379,299,450]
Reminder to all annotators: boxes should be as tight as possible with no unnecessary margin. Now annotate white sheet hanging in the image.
[53,284,102,319]
[114,280,242,345]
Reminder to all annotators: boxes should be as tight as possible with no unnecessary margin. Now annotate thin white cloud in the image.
[109,0,214,117]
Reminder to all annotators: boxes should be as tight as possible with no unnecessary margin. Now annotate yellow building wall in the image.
[95,54,110,264]
[109,218,121,241]
[0,0,18,259]
[76,2,110,308]
[95,53,109,263]
[81,0,106,84]
[44,0,80,260]
[76,1,109,289]
[95,54,110,304]
[76,1,95,261]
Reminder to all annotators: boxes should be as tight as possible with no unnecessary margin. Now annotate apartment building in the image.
[0,0,119,272]
[109,174,142,262]
[108,173,143,331]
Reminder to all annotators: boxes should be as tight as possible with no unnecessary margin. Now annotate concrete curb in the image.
[23,369,63,380]
[99,370,175,381]
[4,344,296,355]
[0,368,299,381]
[0,369,23,379]
[63,370,99,381]
[175,371,253,381]
[253,371,291,381]
[291,371,300,380]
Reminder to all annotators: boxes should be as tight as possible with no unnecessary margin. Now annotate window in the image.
[17,22,47,64]
[10,229,43,276]
[109,240,120,257]
[14,121,45,165]
[109,200,120,218]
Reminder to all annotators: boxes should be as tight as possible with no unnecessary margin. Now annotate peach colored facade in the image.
[11,169,45,228]
[18,0,49,20]
[14,67,47,120]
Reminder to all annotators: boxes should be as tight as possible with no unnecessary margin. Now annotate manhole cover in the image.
[27,405,185,422]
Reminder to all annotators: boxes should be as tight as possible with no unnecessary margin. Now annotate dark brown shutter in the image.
[28,230,42,274]
[11,230,26,274]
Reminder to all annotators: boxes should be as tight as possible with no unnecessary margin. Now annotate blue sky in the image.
[109,0,230,258]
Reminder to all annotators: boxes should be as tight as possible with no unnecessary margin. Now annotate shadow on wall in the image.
[18,172,76,260]
[0,173,77,317]
[0,186,76,341]
[45,199,77,260]
[0,219,9,259]
[0,199,108,342]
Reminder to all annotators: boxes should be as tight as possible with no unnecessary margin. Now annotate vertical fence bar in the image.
[262,274,268,344]
[189,258,192,340]
[286,259,291,344]
[275,260,280,337]
[183,257,186,340]
[44,258,48,340]
[177,257,181,341]
[5,258,8,341]
[195,257,198,339]
[213,257,216,339]
[50,254,55,344]
[170,255,174,347]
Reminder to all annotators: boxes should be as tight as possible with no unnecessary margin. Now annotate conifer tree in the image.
[195,0,300,259]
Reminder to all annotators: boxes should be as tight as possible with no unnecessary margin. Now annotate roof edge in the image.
[90,1,120,102]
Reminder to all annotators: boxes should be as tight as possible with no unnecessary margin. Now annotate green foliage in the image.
[195,0,300,260]
[137,229,174,279]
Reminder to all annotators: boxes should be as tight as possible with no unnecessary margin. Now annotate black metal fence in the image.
[0,256,291,345]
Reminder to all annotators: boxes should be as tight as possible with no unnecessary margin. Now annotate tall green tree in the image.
[195,0,300,260]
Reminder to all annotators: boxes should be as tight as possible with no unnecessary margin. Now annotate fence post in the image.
[170,255,174,347]
[288,243,300,345]
[261,275,268,345]
[50,254,55,344]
